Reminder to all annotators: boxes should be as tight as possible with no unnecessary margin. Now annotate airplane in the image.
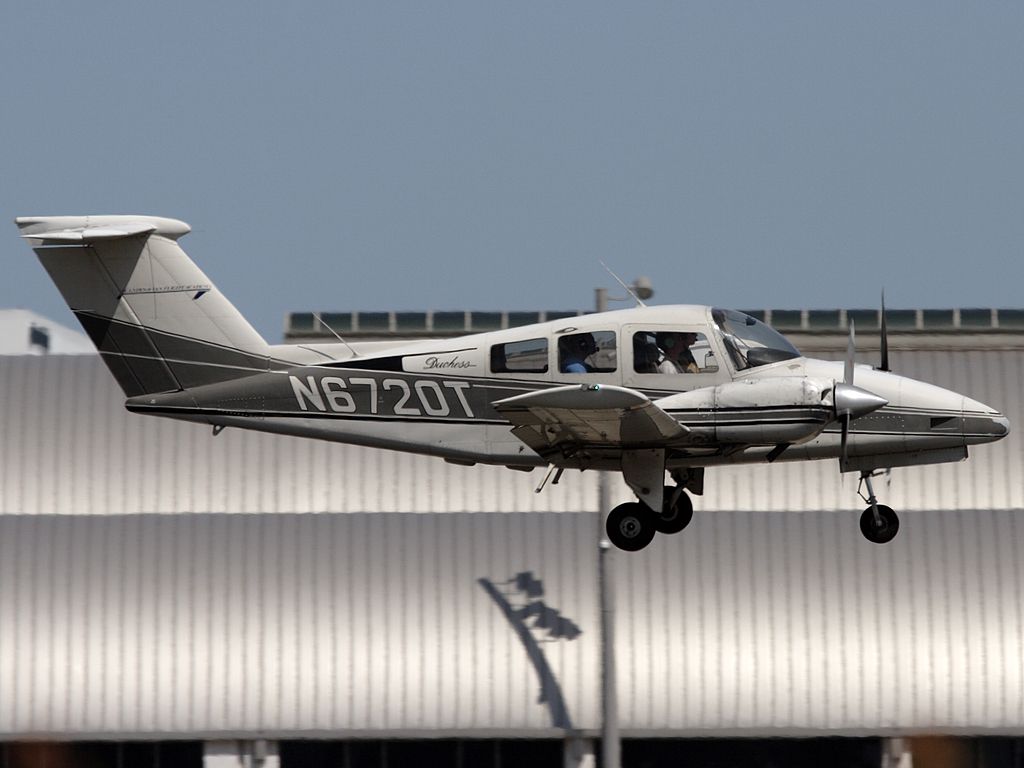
[15,215,1010,551]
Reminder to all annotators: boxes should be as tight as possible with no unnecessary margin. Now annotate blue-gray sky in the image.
[2,2,1022,341]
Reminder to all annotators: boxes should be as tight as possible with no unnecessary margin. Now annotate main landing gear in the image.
[605,485,693,552]
[604,469,902,550]
[857,470,900,544]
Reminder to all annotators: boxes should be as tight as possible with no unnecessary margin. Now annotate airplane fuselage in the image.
[125,305,1008,473]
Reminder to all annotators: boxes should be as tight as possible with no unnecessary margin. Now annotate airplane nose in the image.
[962,396,1010,443]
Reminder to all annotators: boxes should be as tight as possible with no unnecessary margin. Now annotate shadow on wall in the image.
[478,571,582,730]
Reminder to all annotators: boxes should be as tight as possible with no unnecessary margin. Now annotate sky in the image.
[1,2,1022,342]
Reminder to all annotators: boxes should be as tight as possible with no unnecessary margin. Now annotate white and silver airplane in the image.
[16,215,1010,551]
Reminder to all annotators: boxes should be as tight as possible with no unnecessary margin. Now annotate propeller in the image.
[834,319,888,468]
[879,290,890,372]
[840,320,855,465]
[844,318,856,387]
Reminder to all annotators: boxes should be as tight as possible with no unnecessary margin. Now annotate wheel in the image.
[859,504,900,544]
[606,502,657,552]
[654,485,694,535]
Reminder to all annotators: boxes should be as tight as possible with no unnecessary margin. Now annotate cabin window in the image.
[490,338,549,373]
[633,331,718,374]
[558,331,617,373]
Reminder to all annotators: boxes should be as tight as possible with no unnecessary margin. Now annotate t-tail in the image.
[16,215,271,396]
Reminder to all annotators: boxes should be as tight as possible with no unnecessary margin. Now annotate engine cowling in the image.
[655,376,883,446]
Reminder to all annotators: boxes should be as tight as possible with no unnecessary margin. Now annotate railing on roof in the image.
[284,308,1024,340]
[739,308,1024,332]
[285,309,588,339]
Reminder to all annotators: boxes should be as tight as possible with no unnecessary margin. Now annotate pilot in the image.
[559,333,598,373]
[656,332,700,374]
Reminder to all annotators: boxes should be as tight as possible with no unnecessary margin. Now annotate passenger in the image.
[656,332,700,374]
[633,333,661,374]
[559,333,598,373]
[490,345,509,373]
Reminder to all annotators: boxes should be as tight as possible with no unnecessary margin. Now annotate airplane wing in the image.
[492,383,689,455]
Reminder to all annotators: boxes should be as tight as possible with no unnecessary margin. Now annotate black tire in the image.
[859,504,900,544]
[654,486,694,535]
[606,502,657,552]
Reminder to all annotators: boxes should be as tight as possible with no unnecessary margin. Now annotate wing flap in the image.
[494,383,688,450]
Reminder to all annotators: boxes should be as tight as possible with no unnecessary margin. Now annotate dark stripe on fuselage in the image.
[73,312,297,392]
[76,311,281,369]
[100,350,271,376]
[127,403,504,426]
[75,311,178,395]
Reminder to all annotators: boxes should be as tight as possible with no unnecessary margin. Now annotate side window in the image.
[490,338,549,373]
[558,331,616,373]
[633,331,718,374]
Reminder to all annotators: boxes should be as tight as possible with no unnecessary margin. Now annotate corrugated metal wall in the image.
[0,349,1021,737]
[0,351,1020,515]
[2,511,1023,738]
[0,356,596,515]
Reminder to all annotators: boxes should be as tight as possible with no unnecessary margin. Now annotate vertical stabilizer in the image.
[16,215,271,396]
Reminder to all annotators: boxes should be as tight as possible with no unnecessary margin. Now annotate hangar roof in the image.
[284,306,1024,341]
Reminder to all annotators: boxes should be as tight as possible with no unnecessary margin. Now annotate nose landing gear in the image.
[605,485,694,551]
[857,471,900,544]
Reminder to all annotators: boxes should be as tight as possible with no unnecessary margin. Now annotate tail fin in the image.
[16,215,271,396]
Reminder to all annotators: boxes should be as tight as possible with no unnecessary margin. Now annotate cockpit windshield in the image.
[712,308,801,370]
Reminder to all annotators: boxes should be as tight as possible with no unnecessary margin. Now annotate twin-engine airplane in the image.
[16,215,1009,550]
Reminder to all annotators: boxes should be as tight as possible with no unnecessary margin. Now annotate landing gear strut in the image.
[857,471,899,544]
[605,485,693,551]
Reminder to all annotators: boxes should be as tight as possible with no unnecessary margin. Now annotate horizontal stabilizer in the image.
[20,223,156,242]
[16,215,190,243]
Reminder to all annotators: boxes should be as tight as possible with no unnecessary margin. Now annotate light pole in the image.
[594,275,652,317]
[594,277,652,768]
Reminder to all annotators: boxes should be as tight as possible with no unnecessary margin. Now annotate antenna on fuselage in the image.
[879,289,890,372]
[312,312,361,359]
[599,261,650,307]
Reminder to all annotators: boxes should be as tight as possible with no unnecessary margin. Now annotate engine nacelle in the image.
[656,376,836,445]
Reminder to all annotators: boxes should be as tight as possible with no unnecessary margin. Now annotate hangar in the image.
[0,307,1022,767]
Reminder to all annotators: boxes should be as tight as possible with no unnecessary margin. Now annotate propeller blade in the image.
[879,290,890,372]
[840,413,850,467]
[844,319,856,385]
[833,382,888,471]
